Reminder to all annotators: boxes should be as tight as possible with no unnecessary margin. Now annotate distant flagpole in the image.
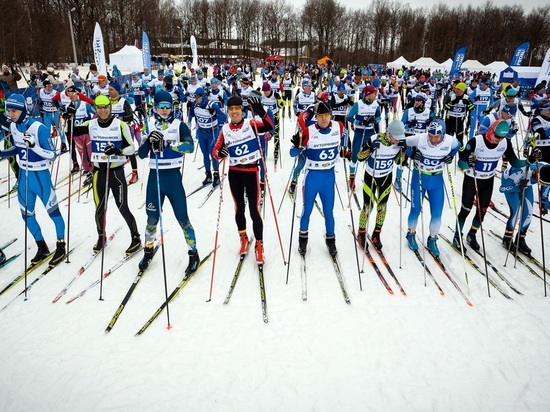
[93,23,107,75]
[190,35,198,68]
[142,31,151,72]
[509,41,530,66]
[449,46,467,79]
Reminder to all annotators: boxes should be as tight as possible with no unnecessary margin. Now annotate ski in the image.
[224,239,254,304]
[1,246,78,311]
[367,235,407,296]
[349,227,393,295]
[0,238,17,250]
[327,248,351,304]
[65,248,143,304]
[105,244,161,333]
[258,263,268,323]
[52,228,122,303]
[186,182,210,198]
[488,230,550,285]
[0,187,17,200]
[420,244,474,305]
[410,248,445,296]
[0,254,21,270]
[439,232,513,300]
[0,251,55,297]
[135,249,216,335]
[198,184,219,208]
[444,226,522,296]
[299,254,307,301]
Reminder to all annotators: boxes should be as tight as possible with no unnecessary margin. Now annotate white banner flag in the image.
[536,48,550,86]
[190,35,198,68]
[93,22,107,75]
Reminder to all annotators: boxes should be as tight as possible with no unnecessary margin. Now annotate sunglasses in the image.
[96,105,110,109]
[157,103,173,109]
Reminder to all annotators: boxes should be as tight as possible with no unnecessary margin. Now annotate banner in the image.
[510,41,530,66]
[92,23,107,75]
[190,35,198,68]
[142,31,151,72]
[536,48,550,86]
[449,46,467,78]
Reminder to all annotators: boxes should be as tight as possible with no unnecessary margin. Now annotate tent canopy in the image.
[109,45,143,73]
[441,58,453,70]
[500,66,541,86]
[409,57,442,70]
[486,61,508,74]
[266,54,284,62]
[317,56,332,65]
[461,59,487,72]
[387,56,410,68]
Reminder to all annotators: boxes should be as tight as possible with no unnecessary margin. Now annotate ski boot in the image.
[49,240,66,266]
[453,231,466,253]
[125,234,141,255]
[239,230,249,255]
[93,235,104,253]
[255,240,265,264]
[83,171,93,186]
[60,142,68,154]
[202,172,212,185]
[406,230,418,250]
[288,180,297,197]
[502,230,514,251]
[326,235,337,257]
[128,170,139,185]
[427,235,440,256]
[31,240,50,264]
[71,161,80,174]
[357,229,367,249]
[371,228,382,251]
[349,173,355,191]
[185,249,200,274]
[466,230,480,252]
[139,243,155,271]
[212,171,220,187]
[298,231,308,256]
[0,248,5,265]
[516,232,532,255]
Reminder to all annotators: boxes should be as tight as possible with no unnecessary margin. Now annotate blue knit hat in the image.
[5,94,27,122]
[109,82,121,93]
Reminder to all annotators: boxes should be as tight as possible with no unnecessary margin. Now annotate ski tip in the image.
[166,324,172,330]
[467,301,474,307]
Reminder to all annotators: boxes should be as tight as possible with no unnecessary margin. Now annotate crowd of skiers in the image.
[0,58,549,280]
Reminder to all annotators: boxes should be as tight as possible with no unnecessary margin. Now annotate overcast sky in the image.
[291,0,546,12]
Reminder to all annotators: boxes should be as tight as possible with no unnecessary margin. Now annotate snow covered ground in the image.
[1,72,549,411]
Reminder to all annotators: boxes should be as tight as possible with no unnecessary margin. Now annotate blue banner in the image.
[509,41,530,66]
[449,46,467,78]
[142,31,151,72]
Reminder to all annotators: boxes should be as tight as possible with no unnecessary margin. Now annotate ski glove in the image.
[412,149,422,161]
[23,133,35,148]
[104,143,122,156]
[291,133,302,148]
[519,179,529,190]
[370,138,381,151]
[148,131,165,153]
[217,145,229,159]
[247,95,265,116]
[442,154,453,164]
[528,148,542,163]
[467,153,476,167]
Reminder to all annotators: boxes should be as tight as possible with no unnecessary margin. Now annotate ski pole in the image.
[536,160,547,297]
[154,152,171,329]
[472,170,491,298]
[98,159,111,301]
[66,116,75,263]
[417,163,427,287]
[207,158,227,302]
[446,165,469,290]
[250,107,287,264]
[23,149,29,299]
[285,173,298,285]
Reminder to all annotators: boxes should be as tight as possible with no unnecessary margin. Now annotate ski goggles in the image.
[157,102,173,109]
[95,105,110,109]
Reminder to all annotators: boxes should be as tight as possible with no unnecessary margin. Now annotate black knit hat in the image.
[315,101,331,115]
[227,95,243,107]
